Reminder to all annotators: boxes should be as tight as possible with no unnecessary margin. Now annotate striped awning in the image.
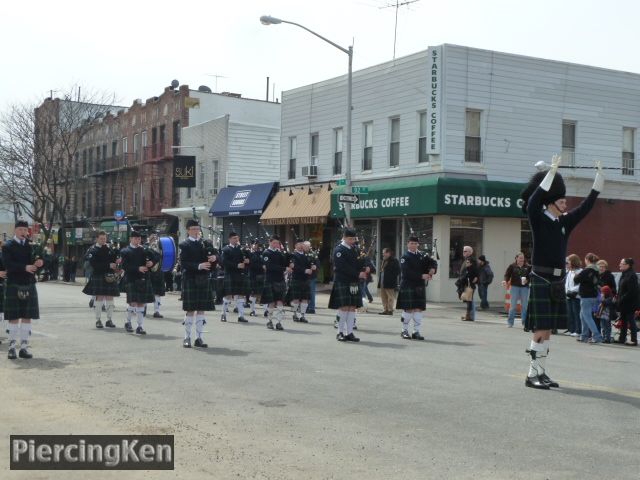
[260,186,331,225]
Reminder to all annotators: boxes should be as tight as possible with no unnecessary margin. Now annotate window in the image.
[82,149,87,175]
[141,130,148,161]
[212,160,219,195]
[173,121,181,147]
[333,128,343,175]
[158,179,164,199]
[186,187,192,199]
[288,137,297,180]
[403,217,434,251]
[310,133,319,166]
[449,217,483,278]
[74,152,79,177]
[562,120,576,167]
[465,110,481,163]
[362,122,373,170]
[199,163,205,189]
[389,117,400,167]
[88,148,94,174]
[122,137,128,153]
[623,127,635,176]
[102,144,107,162]
[418,112,428,163]
[133,133,140,162]
[111,140,117,158]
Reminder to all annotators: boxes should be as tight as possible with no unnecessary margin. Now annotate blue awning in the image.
[209,182,278,217]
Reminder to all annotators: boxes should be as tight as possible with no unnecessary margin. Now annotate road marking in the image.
[507,374,640,398]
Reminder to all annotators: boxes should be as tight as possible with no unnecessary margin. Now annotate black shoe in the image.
[525,376,550,390]
[401,330,411,339]
[233,307,239,313]
[412,332,425,341]
[89,299,95,308]
[249,311,257,317]
[105,319,116,328]
[336,332,346,342]
[194,338,208,348]
[18,348,32,359]
[378,311,389,315]
[334,319,339,329]
[153,312,163,318]
[102,305,106,312]
[124,322,134,333]
[306,309,316,314]
[292,315,300,322]
[539,373,559,388]
[298,316,308,323]
[95,320,104,329]
[135,326,146,335]
[353,323,358,330]
[267,320,274,330]
[220,314,227,322]
[183,338,192,348]
[264,311,269,317]
[344,333,360,342]
[8,347,17,360]
[275,322,284,331]
[238,316,248,323]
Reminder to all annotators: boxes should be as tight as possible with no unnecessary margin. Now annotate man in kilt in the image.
[82,231,120,329]
[397,236,437,340]
[120,231,156,335]
[329,228,367,342]
[521,156,602,389]
[2,220,44,359]
[261,235,289,330]
[221,232,250,322]
[147,234,165,318]
[179,219,217,348]
[247,240,265,317]
[288,238,315,323]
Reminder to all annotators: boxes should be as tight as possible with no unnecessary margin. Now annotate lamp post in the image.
[260,15,353,227]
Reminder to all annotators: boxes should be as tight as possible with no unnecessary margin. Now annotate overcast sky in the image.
[2,0,639,109]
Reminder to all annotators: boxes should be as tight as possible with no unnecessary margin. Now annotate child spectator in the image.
[597,285,615,343]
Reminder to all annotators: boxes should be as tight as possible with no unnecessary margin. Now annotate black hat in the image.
[478,255,487,262]
[15,220,28,229]
[228,231,239,238]
[186,219,199,229]
[130,230,142,238]
[521,171,566,214]
[270,234,280,242]
[294,238,304,244]
[343,228,357,238]
[408,235,419,243]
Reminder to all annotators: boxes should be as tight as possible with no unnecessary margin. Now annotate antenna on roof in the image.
[379,0,421,60]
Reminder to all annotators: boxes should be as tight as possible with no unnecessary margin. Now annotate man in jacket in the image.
[377,248,400,315]
[616,258,638,346]
[477,255,494,310]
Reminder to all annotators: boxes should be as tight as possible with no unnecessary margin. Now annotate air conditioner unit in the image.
[302,165,318,177]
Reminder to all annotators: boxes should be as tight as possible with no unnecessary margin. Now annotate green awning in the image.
[331,177,526,219]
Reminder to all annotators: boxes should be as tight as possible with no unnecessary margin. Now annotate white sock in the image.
[223,298,230,314]
[249,296,256,313]
[346,311,356,335]
[264,305,269,315]
[136,307,145,328]
[19,322,31,347]
[412,311,423,333]
[338,311,348,334]
[527,341,545,377]
[184,313,194,340]
[8,322,19,346]
[237,297,246,317]
[291,301,300,317]
[540,340,551,374]
[102,299,107,308]
[154,296,161,313]
[300,302,308,315]
[95,302,102,321]
[401,312,411,331]
[196,314,206,340]
[106,300,115,320]
[126,306,134,323]
[276,305,284,324]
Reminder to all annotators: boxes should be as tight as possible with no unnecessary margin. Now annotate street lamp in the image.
[260,15,354,227]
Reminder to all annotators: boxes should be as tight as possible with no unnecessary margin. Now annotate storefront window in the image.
[449,217,483,278]
[520,219,532,261]
[403,217,434,254]
[353,219,377,267]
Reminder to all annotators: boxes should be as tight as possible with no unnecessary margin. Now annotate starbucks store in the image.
[330,177,530,303]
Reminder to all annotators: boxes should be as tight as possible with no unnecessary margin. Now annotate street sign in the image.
[114,210,124,221]
[336,178,347,186]
[338,194,359,204]
[351,186,369,195]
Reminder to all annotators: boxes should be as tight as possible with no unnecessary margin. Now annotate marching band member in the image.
[248,240,265,317]
[82,231,120,329]
[148,234,166,319]
[221,232,250,323]
[261,235,289,330]
[120,231,156,335]
[289,238,315,323]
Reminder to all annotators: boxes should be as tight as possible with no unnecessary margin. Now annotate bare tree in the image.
[0,86,116,251]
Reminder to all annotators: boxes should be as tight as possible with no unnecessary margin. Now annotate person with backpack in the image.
[574,252,603,344]
[477,255,494,310]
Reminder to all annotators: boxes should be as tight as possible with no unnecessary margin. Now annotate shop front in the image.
[330,177,527,302]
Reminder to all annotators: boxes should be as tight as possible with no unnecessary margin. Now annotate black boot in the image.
[105,319,116,328]
[539,373,559,388]
[183,338,192,348]
[124,322,133,333]
[7,345,17,360]
[95,320,104,329]
[525,376,550,389]
[194,338,208,348]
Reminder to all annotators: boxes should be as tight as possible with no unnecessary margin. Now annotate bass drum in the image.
[158,236,177,272]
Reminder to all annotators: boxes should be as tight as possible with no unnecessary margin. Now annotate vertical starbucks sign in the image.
[427,45,442,154]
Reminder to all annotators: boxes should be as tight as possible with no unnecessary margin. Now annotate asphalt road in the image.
[1,282,639,479]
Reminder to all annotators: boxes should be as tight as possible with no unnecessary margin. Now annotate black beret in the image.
[186,219,199,229]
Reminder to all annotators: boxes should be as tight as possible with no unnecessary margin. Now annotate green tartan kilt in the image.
[182,275,215,311]
[150,270,166,296]
[261,280,286,305]
[328,281,363,309]
[82,273,121,297]
[287,277,311,302]
[125,278,155,304]
[4,283,39,320]
[223,273,249,296]
[526,276,567,331]
[396,284,426,310]
[249,274,265,296]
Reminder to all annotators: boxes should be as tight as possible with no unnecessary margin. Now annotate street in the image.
[1,281,639,479]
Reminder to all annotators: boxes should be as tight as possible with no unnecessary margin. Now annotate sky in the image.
[2,0,640,109]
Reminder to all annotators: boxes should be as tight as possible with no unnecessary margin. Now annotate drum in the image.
[159,236,177,272]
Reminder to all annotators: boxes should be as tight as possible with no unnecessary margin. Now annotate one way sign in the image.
[338,194,359,204]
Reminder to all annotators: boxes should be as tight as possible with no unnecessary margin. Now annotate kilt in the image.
[249,274,265,296]
[150,270,166,296]
[182,275,215,312]
[82,273,120,297]
[328,281,363,309]
[261,280,287,305]
[0,284,4,313]
[223,272,249,296]
[124,277,155,304]
[396,284,426,311]
[525,275,567,331]
[4,283,39,320]
[287,277,311,301]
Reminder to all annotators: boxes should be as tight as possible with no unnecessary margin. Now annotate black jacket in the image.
[598,270,617,295]
[222,244,246,275]
[179,239,216,279]
[378,257,400,289]
[263,248,288,282]
[87,244,118,275]
[249,249,264,277]
[2,239,35,285]
[400,251,437,288]
[120,245,155,282]
[617,269,639,313]
[573,265,600,298]
[290,251,312,281]
[458,256,478,290]
[333,243,361,284]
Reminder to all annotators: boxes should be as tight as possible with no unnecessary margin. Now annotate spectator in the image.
[477,255,494,310]
[596,259,617,295]
[596,285,615,343]
[69,256,78,283]
[564,254,582,337]
[615,258,638,346]
[574,252,603,344]
[456,247,478,321]
[377,248,400,315]
[502,252,531,328]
